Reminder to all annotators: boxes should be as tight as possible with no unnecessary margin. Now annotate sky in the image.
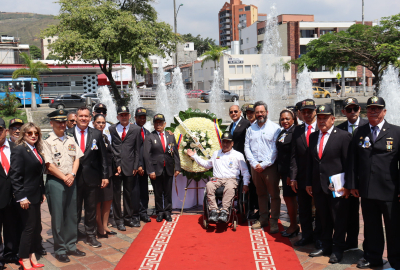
[2,0,400,41]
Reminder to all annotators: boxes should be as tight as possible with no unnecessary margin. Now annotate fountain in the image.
[170,67,189,114]
[296,64,313,102]
[97,85,118,123]
[209,68,225,118]
[379,65,400,125]
[155,57,173,125]
[128,83,142,121]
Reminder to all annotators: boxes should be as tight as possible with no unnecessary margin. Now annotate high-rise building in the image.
[218,0,266,48]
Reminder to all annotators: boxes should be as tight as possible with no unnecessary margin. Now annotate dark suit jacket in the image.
[138,125,151,171]
[276,125,295,177]
[345,121,400,201]
[102,134,113,179]
[336,117,369,134]
[9,143,45,205]
[290,123,319,189]
[143,130,181,177]
[306,127,352,194]
[109,123,141,176]
[228,118,251,155]
[0,141,15,209]
[67,126,108,187]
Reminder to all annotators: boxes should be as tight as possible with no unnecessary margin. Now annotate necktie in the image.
[231,122,237,135]
[351,124,355,134]
[318,132,327,159]
[80,130,85,153]
[141,128,145,141]
[371,126,378,142]
[0,145,10,174]
[160,132,166,152]
[306,125,312,147]
[33,148,43,164]
[121,127,126,141]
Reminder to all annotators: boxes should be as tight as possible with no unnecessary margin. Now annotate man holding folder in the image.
[306,105,352,264]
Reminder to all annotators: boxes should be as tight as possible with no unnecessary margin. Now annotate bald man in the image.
[228,105,251,156]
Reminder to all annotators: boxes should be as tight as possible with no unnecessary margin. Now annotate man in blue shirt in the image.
[245,101,281,232]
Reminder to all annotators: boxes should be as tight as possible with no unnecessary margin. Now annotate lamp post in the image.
[362,0,366,95]
[174,2,183,68]
[21,81,26,108]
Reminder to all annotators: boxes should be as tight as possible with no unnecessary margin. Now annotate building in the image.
[218,0,266,48]
[0,35,29,64]
[41,36,58,60]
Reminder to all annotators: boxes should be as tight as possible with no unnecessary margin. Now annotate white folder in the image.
[329,173,345,198]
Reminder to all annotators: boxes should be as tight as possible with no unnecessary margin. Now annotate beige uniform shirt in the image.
[43,131,84,175]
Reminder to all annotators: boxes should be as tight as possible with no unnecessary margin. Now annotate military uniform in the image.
[43,110,84,256]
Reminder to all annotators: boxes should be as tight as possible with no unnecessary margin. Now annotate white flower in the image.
[201,141,206,146]
[190,142,196,148]
[200,132,206,138]
[206,148,211,153]
[181,141,187,147]
[208,140,213,145]
[184,149,188,154]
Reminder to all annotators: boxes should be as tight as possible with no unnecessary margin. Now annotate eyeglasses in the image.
[229,110,239,114]
[26,132,39,137]
[345,105,360,113]
[10,126,21,131]
[68,120,76,123]
[95,110,107,114]
[367,106,384,113]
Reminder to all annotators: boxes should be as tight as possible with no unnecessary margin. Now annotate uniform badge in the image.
[362,137,371,148]
[386,139,393,151]
[278,133,287,143]
[154,140,157,144]
[68,144,76,151]
[91,139,98,150]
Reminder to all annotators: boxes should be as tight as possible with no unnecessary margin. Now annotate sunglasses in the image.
[68,120,76,123]
[367,106,383,113]
[229,110,239,114]
[95,110,107,114]
[345,105,360,113]
[26,132,39,137]
[10,126,22,131]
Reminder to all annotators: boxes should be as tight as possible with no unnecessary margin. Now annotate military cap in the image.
[245,104,255,112]
[0,118,5,129]
[343,97,359,108]
[153,114,165,122]
[94,103,107,112]
[135,107,147,116]
[295,101,303,111]
[117,106,129,114]
[316,105,334,115]
[48,109,69,121]
[221,131,233,141]
[9,118,24,128]
[367,96,385,107]
[301,99,316,110]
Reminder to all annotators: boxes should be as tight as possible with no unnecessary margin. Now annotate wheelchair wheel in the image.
[233,220,237,231]
[203,219,208,229]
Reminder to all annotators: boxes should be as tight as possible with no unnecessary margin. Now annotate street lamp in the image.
[362,0,366,96]
[174,2,184,67]
[21,81,26,108]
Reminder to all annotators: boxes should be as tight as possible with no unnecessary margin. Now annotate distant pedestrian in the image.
[336,83,341,98]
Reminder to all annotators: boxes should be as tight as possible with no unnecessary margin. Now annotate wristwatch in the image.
[71,173,76,177]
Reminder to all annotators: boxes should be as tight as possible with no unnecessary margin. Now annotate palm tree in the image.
[129,55,153,86]
[12,52,51,111]
[200,43,228,68]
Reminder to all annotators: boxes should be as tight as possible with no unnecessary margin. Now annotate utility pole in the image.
[174,0,178,68]
[362,0,366,95]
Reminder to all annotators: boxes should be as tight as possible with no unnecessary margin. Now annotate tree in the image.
[200,43,228,69]
[41,0,177,106]
[127,55,153,84]
[182,33,216,56]
[46,54,62,60]
[11,52,51,111]
[30,45,42,59]
[294,13,400,93]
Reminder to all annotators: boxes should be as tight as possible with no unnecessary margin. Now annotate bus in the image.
[0,78,43,106]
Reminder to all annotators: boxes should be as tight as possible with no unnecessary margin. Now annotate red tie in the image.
[0,145,10,174]
[80,130,85,153]
[318,132,327,159]
[306,125,312,147]
[141,128,145,141]
[160,132,166,167]
[33,148,43,164]
[121,127,126,141]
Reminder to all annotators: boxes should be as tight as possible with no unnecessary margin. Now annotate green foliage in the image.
[256,43,262,54]
[41,0,177,107]
[0,88,20,116]
[200,43,229,68]
[46,54,62,60]
[29,45,42,59]
[182,33,216,56]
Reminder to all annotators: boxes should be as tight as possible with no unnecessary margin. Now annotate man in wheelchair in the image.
[187,131,250,223]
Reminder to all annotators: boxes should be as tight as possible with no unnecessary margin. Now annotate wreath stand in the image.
[180,178,208,215]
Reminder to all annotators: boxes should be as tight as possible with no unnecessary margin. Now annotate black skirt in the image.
[97,167,113,202]
[281,174,297,197]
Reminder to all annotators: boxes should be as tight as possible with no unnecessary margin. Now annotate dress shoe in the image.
[164,213,172,222]
[117,224,126,231]
[140,214,151,222]
[124,221,135,227]
[314,239,323,250]
[269,220,279,234]
[55,254,70,263]
[156,214,164,222]
[106,230,117,235]
[30,260,45,268]
[87,236,102,248]
[132,217,141,227]
[18,259,35,270]
[328,253,342,264]
[97,231,108,238]
[67,249,86,257]
[356,258,383,269]
[309,249,331,257]
[217,210,228,223]
[251,220,268,230]
[294,237,313,246]
[209,210,218,222]
[281,227,300,238]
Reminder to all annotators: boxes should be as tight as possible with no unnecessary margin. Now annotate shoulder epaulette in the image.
[67,133,74,137]
[43,134,50,140]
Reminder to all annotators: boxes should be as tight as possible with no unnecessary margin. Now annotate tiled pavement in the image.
[4,194,391,270]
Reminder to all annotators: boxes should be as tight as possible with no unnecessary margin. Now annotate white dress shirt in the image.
[369,119,385,138]
[156,130,167,147]
[305,121,317,136]
[75,126,88,148]
[116,123,130,139]
[316,125,335,153]
[347,117,360,133]
[0,140,11,171]
[192,149,250,185]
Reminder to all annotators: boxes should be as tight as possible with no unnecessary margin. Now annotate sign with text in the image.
[228,58,244,64]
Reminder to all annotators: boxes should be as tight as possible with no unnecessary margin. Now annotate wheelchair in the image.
[202,178,249,231]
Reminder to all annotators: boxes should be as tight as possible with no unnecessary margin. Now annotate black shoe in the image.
[309,249,331,257]
[55,254,70,263]
[164,213,172,222]
[356,258,383,269]
[314,239,323,250]
[344,244,359,252]
[117,224,126,231]
[140,214,151,222]
[132,217,141,227]
[39,247,47,255]
[124,221,135,227]
[218,210,228,223]
[97,231,108,238]
[67,249,86,257]
[156,214,164,222]
[294,237,313,246]
[106,230,117,235]
[281,227,300,238]
[209,210,218,222]
[3,254,19,264]
[328,253,342,264]
[248,211,260,220]
[87,236,102,248]
[108,218,117,227]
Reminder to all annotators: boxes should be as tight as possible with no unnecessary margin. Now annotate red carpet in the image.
[116,215,302,270]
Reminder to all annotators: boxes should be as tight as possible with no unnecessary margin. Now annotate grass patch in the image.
[0,109,28,125]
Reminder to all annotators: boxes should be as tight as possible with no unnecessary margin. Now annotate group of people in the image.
[0,95,399,269]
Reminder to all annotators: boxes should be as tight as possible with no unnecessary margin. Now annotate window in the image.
[240,39,243,45]
[71,95,82,99]
[229,65,236,74]
[246,37,249,43]
[75,81,83,86]
[300,45,307,55]
[237,65,243,74]
[152,59,157,64]
[245,6,250,11]
[239,8,243,12]
[245,65,251,73]
[300,30,315,38]
[62,95,71,99]
[47,39,51,44]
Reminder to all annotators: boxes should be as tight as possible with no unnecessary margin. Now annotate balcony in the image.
[222,31,231,35]
[300,37,318,45]
[220,36,231,41]
[220,13,230,18]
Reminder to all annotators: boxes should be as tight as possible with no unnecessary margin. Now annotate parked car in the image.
[200,90,239,103]
[312,87,331,98]
[186,89,204,98]
[81,93,100,103]
[50,94,97,109]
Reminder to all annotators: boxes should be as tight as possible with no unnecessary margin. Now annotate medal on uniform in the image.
[68,144,76,151]
[91,139,98,150]
[168,143,173,156]
[278,133,287,143]
[362,137,371,148]
[386,139,393,151]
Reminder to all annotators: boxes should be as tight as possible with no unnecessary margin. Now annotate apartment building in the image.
[0,35,29,64]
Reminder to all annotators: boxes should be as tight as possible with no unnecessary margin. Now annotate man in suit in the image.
[306,105,352,263]
[290,99,322,247]
[345,96,400,269]
[66,106,109,248]
[143,114,181,222]
[336,97,368,252]
[228,105,251,155]
[109,106,141,230]
[134,107,152,222]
